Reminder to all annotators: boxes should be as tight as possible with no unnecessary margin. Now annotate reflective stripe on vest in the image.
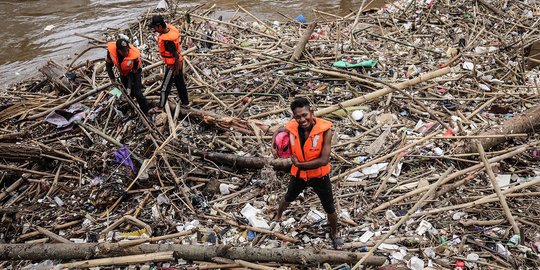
[107,42,141,76]
[158,24,182,66]
[285,117,332,181]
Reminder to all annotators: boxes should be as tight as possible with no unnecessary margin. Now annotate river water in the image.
[0,0,367,87]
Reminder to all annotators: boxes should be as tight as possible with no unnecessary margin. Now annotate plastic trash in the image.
[295,14,307,23]
[157,193,170,205]
[495,174,511,190]
[351,110,364,121]
[333,60,378,68]
[408,256,424,270]
[53,196,64,207]
[454,260,465,270]
[23,260,56,270]
[508,234,520,247]
[156,0,168,10]
[241,203,270,229]
[305,209,326,224]
[44,25,55,31]
[219,183,238,195]
[359,230,374,243]
[416,220,433,235]
[466,253,479,261]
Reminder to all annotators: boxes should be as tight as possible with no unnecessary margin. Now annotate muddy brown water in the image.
[0,0,370,87]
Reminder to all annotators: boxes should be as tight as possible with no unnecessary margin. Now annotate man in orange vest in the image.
[105,38,149,114]
[149,15,190,111]
[271,97,342,249]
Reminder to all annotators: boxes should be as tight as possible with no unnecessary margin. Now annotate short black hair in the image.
[290,97,311,112]
[150,15,166,28]
[116,38,130,52]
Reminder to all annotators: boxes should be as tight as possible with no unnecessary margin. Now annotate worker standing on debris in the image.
[149,15,190,111]
[272,97,342,249]
[105,38,150,114]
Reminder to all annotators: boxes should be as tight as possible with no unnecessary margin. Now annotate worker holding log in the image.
[105,38,150,114]
[149,15,190,112]
[271,97,342,249]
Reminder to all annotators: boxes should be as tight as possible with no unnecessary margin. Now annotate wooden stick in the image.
[351,166,453,270]
[36,226,71,244]
[235,259,278,270]
[460,219,504,227]
[475,141,520,235]
[60,251,174,268]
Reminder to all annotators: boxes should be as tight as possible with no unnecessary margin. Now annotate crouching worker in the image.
[271,97,343,249]
[105,38,150,114]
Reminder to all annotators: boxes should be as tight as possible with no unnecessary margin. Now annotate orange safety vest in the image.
[107,42,141,76]
[285,117,332,181]
[158,23,182,67]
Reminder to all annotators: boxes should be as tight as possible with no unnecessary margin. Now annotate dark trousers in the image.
[120,69,149,114]
[160,67,189,108]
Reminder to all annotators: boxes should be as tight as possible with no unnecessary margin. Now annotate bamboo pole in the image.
[315,67,455,117]
[372,145,528,212]
[331,132,438,182]
[60,251,174,268]
[410,177,540,217]
[26,83,112,120]
[475,141,520,234]
[351,166,453,270]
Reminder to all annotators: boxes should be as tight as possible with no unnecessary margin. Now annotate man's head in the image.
[150,15,167,33]
[290,97,314,129]
[116,38,130,57]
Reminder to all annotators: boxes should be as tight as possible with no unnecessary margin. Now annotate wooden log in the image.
[315,67,456,117]
[457,105,540,153]
[0,243,386,266]
[192,150,291,171]
[38,60,73,94]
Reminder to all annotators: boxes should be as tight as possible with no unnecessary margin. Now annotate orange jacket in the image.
[107,42,141,76]
[285,117,332,181]
[158,24,182,66]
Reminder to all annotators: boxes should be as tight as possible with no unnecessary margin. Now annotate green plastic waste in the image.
[333,60,377,68]
[110,87,122,98]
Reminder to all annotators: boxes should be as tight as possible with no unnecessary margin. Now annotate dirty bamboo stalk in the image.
[475,140,520,235]
[60,251,175,269]
[315,67,455,117]
[351,166,453,270]
[372,145,528,212]
[26,83,112,121]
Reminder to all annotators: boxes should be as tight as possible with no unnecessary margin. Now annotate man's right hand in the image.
[271,145,279,158]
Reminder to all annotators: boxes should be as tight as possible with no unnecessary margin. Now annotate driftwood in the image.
[192,150,291,171]
[0,143,55,160]
[0,243,386,266]
[180,108,275,135]
[457,105,540,153]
